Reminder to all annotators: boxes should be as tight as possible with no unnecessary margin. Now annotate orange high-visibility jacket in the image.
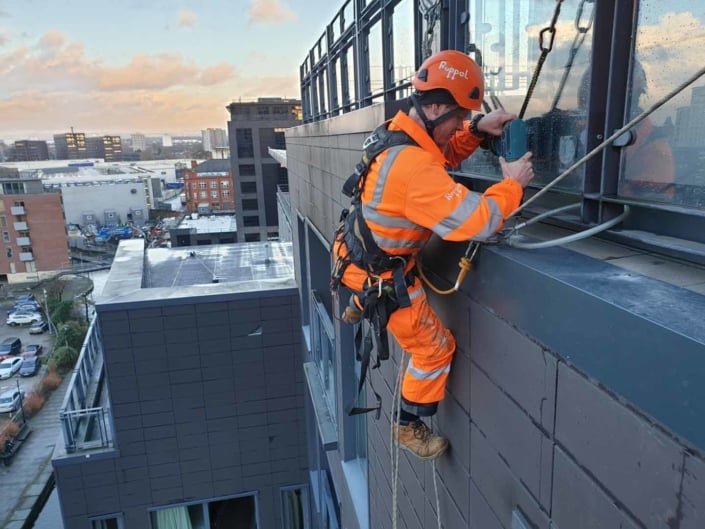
[356,110,524,264]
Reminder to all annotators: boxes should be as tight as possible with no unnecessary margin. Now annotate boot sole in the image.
[397,441,448,461]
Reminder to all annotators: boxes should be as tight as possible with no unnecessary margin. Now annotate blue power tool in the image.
[489,119,528,161]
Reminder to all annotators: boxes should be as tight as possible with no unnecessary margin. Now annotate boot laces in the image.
[411,420,432,442]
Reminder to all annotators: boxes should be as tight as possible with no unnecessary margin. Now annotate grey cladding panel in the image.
[555,363,682,528]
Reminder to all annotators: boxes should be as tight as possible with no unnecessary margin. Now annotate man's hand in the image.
[476,110,517,136]
[499,151,534,188]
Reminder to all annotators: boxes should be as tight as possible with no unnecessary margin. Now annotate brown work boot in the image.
[341,304,361,325]
[393,420,448,460]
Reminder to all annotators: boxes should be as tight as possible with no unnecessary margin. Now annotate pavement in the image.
[0,373,71,529]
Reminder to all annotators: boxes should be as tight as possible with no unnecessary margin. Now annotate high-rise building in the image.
[13,140,49,161]
[86,136,123,161]
[202,128,228,151]
[162,135,173,148]
[226,97,301,242]
[53,130,87,160]
[131,133,147,151]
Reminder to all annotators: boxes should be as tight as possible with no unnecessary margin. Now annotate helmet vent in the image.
[417,68,429,82]
[469,87,481,100]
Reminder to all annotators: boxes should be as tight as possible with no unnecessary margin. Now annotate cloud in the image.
[177,8,198,29]
[247,0,297,26]
[98,53,236,90]
[0,31,236,95]
[0,30,9,47]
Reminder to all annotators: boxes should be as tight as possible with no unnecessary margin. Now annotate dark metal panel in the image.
[468,243,705,453]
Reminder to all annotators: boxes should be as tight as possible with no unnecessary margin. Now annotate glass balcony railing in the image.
[58,319,114,454]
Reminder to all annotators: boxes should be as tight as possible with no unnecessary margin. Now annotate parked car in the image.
[19,356,40,377]
[14,293,35,303]
[0,389,24,413]
[21,344,43,357]
[7,302,41,315]
[0,356,23,379]
[28,321,48,335]
[0,337,22,356]
[6,312,43,326]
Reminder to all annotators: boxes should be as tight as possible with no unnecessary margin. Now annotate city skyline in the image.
[0,0,334,140]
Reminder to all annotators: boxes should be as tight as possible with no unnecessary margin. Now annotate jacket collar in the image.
[388,110,447,165]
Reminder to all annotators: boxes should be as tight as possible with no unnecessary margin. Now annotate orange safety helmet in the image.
[412,50,484,111]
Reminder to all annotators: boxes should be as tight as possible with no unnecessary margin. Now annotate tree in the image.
[55,320,87,351]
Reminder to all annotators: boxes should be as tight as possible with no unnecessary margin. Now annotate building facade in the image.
[52,240,308,529]
[86,136,123,161]
[13,140,49,162]
[131,134,147,152]
[54,131,87,160]
[289,1,705,529]
[226,98,301,243]
[202,128,229,159]
[183,159,234,214]
[0,176,69,281]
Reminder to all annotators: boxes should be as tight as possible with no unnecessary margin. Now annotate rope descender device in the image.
[418,241,481,296]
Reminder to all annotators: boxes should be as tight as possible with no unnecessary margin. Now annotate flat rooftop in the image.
[144,242,291,288]
[177,215,237,233]
[97,239,296,308]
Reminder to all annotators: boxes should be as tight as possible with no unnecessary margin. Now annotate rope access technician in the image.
[331,50,535,460]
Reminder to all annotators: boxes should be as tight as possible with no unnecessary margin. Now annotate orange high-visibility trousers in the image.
[345,268,455,416]
[386,278,455,416]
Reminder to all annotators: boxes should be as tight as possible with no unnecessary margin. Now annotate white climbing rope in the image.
[390,349,442,529]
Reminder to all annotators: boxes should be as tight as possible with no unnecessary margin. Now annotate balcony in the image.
[16,237,30,246]
[19,252,33,262]
[11,206,25,215]
[13,222,27,231]
[59,319,113,453]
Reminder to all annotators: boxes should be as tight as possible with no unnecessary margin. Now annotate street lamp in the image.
[43,288,56,335]
[16,379,26,425]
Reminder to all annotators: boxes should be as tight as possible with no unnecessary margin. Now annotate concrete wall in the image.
[286,104,705,529]
[59,182,148,226]
[53,290,307,529]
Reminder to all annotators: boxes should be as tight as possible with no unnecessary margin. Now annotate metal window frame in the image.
[300,0,705,263]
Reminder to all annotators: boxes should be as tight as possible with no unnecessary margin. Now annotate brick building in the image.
[0,175,69,281]
[182,159,234,214]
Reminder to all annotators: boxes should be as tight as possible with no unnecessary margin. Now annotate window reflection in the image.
[461,0,594,191]
[621,3,705,208]
[392,0,415,87]
[368,21,383,95]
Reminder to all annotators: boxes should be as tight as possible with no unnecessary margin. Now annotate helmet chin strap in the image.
[409,94,467,138]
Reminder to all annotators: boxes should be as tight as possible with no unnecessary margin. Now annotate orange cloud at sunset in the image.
[177,9,199,29]
[248,0,297,25]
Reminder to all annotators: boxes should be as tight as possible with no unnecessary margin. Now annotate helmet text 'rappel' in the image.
[438,61,469,81]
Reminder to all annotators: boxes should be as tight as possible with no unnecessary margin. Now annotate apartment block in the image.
[86,136,123,161]
[226,98,301,243]
[0,175,69,281]
[13,140,49,162]
[54,131,87,160]
[52,240,308,529]
[183,159,234,214]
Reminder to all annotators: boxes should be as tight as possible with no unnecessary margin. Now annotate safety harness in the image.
[330,121,418,417]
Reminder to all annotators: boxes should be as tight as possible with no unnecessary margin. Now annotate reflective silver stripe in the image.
[368,145,408,210]
[432,190,483,237]
[473,197,503,240]
[406,358,451,380]
[361,204,425,231]
[432,194,504,241]
[368,235,425,251]
[408,286,425,301]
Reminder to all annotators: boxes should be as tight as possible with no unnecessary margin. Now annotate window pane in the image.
[460,0,595,191]
[368,21,383,95]
[620,3,705,208]
[282,487,310,529]
[392,0,415,86]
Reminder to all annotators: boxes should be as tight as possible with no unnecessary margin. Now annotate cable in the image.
[417,242,480,296]
[505,205,630,249]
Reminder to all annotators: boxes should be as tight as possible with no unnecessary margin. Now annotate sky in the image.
[0,0,338,140]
